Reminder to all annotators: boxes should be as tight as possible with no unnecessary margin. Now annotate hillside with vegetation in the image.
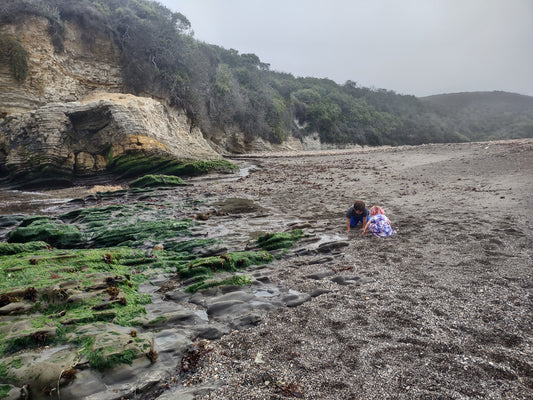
[421,91,533,141]
[2,0,532,147]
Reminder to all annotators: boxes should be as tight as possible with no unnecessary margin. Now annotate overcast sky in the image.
[158,0,533,97]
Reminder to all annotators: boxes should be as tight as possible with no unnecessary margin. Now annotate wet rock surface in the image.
[0,165,328,399]
[1,139,532,399]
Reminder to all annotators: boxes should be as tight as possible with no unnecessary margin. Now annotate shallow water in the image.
[0,189,73,215]
[0,187,104,215]
[0,160,255,216]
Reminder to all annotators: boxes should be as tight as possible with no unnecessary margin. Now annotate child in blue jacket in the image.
[345,200,369,232]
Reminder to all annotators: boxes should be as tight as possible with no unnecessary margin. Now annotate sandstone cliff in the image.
[0,17,221,187]
[1,93,223,187]
[0,17,123,115]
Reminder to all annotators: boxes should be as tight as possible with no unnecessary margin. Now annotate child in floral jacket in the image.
[362,206,396,238]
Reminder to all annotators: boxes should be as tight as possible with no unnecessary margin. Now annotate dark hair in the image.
[353,200,366,213]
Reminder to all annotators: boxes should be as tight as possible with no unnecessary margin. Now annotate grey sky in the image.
[158,0,533,97]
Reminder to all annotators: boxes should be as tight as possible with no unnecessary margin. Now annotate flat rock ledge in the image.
[0,233,355,400]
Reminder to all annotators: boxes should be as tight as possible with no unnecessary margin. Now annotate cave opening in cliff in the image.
[66,106,114,152]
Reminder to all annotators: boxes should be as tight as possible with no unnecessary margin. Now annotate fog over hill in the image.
[421,91,533,141]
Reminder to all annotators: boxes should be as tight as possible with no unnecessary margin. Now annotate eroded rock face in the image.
[0,94,221,187]
[0,18,222,187]
[0,17,123,115]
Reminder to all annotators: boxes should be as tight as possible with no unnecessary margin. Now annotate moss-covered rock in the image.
[0,195,285,393]
[0,241,49,255]
[129,174,186,188]
[60,204,131,224]
[256,229,304,251]
[0,247,150,327]
[91,219,191,248]
[0,245,154,393]
[181,251,272,275]
[17,215,51,228]
[108,153,237,179]
[185,275,253,294]
[59,204,195,248]
[177,251,273,292]
[72,327,151,371]
[168,159,238,176]
[0,242,274,372]
[7,218,82,248]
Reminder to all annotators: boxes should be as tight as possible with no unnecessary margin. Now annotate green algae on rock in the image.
[185,275,253,294]
[179,251,273,277]
[90,219,191,248]
[0,247,150,321]
[129,174,186,188]
[177,251,273,292]
[256,229,304,251]
[0,241,49,255]
[0,246,154,390]
[0,192,297,397]
[169,159,238,176]
[108,153,237,179]
[59,204,193,248]
[60,204,134,224]
[72,332,144,371]
[7,217,82,248]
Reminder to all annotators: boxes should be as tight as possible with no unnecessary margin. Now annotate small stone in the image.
[254,352,264,364]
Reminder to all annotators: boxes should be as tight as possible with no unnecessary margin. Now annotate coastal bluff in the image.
[0,17,221,187]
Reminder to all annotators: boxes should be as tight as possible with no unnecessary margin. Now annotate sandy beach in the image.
[168,139,533,399]
[1,139,532,400]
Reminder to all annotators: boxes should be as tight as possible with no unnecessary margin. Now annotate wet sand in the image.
[177,139,533,399]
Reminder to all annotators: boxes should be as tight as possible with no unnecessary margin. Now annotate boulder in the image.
[0,94,221,187]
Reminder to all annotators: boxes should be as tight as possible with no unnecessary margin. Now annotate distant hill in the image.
[419,91,533,141]
[421,91,533,114]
